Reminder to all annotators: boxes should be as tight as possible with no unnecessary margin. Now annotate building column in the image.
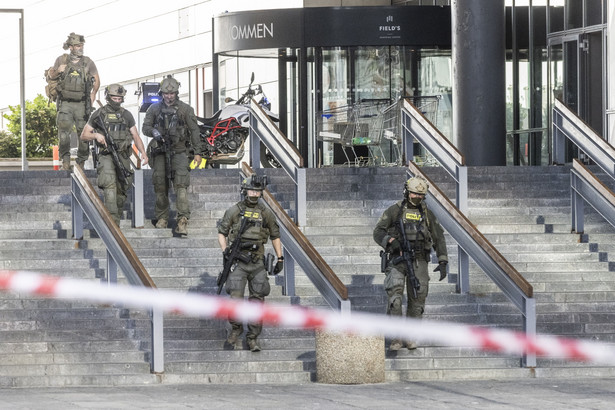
[452,0,506,165]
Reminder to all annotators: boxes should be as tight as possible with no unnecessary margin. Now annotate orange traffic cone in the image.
[52,145,60,170]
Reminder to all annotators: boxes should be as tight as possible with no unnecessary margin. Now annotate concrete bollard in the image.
[315,330,385,384]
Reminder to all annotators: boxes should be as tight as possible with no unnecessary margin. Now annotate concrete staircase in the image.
[2,165,615,386]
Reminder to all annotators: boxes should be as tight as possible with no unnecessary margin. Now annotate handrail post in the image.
[151,307,164,373]
[457,166,468,213]
[402,112,414,163]
[132,168,144,228]
[296,168,307,227]
[552,109,565,164]
[282,248,295,297]
[571,172,585,233]
[71,178,84,240]
[523,298,537,367]
[106,250,118,285]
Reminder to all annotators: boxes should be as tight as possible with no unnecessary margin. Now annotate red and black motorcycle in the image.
[198,73,280,167]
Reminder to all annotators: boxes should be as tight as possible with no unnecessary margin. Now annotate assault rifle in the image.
[83,76,94,122]
[397,217,421,299]
[93,114,132,184]
[217,212,252,295]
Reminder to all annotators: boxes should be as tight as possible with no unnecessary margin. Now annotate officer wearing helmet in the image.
[80,84,149,226]
[373,176,448,351]
[217,174,284,352]
[47,32,100,170]
[142,75,204,236]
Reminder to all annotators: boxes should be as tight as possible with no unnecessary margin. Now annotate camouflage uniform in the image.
[87,105,135,225]
[52,33,98,169]
[142,88,203,231]
[217,190,281,351]
[373,177,448,350]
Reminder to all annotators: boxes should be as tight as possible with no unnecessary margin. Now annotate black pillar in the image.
[452,0,506,165]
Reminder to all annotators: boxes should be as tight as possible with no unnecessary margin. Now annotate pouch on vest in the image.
[58,65,87,102]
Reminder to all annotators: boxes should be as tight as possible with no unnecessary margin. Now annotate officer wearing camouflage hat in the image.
[217,175,284,352]
[47,32,100,170]
[373,176,448,351]
[142,75,204,236]
[80,84,149,226]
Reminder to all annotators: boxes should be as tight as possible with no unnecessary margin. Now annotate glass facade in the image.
[212,2,607,168]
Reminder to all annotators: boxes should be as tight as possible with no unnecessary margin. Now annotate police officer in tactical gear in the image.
[142,76,204,236]
[81,84,149,226]
[373,177,448,351]
[47,32,100,170]
[217,175,284,352]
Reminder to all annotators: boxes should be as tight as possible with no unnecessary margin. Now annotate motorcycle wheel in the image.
[260,142,281,168]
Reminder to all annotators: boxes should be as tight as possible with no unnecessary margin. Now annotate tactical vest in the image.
[230,203,270,244]
[400,204,433,250]
[98,107,132,153]
[153,104,187,152]
[57,55,88,102]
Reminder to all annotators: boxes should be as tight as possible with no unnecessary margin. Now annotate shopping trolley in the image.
[317,99,392,166]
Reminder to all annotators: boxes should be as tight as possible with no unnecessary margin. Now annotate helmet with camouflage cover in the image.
[404,177,428,199]
[241,174,268,193]
[105,84,127,109]
[63,32,85,50]
[159,76,180,94]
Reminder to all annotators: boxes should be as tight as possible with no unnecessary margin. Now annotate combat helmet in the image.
[63,32,85,50]
[241,174,268,193]
[159,76,180,94]
[404,177,428,196]
[105,84,127,109]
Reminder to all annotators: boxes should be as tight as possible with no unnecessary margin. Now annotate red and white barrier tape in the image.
[1,269,615,365]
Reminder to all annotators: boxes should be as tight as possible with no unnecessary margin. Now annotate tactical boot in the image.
[247,338,261,352]
[62,161,71,171]
[225,328,242,350]
[176,217,188,235]
[405,340,418,350]
[389,339,402,351]
[155,219,168,229]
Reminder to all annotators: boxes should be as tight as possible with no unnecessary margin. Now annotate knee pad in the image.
[390,295,402,311]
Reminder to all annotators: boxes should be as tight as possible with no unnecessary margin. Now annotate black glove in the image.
[433,261,448,281]
[388,239,402,254]
[152,128,163,141]
[273,256,284,274]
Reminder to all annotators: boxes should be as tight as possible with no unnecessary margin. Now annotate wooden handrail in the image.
[573,159,615,206]
[409,162,533,298]
[73,165,156,288]
[241,162,347,300]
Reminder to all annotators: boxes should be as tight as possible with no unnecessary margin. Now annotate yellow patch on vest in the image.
[107,113,119,120]
[405,212,421,221]
[244,211,260,219]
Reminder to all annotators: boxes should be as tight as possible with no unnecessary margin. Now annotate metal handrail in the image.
[70,165,163,373]
[408,162,536,367]
[571,159,615,233]
[400,97,470,293]
[553,99,615,176]
[241,163,350,313]
[553,99,615,234]
[248,99,307,227]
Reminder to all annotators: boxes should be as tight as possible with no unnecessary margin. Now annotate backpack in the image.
[44,66,60,105]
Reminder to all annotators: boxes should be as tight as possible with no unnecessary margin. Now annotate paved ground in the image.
[2,378,615,409]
